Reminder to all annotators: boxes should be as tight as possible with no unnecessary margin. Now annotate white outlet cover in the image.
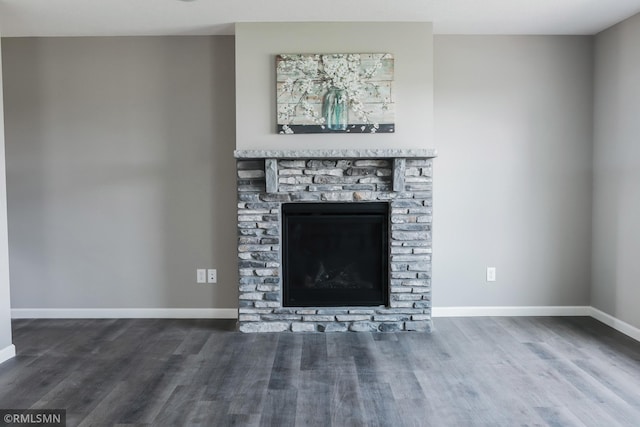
[207,269,217,283]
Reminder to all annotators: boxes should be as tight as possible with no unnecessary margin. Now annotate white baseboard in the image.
[432,306,592,317]
[0,344,16,365]
[589,307,640,342]
[11,308,238,319]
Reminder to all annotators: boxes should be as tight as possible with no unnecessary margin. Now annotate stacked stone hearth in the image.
[234,149,436,333]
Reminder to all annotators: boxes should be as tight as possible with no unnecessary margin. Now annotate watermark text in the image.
[1,410,65,427]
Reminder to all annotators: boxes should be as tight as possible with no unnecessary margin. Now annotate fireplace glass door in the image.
[282,202,389,307]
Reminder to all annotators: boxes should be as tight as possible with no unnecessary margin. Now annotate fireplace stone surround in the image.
[234,148,436,333]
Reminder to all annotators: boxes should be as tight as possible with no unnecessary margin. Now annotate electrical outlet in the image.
[196,269,207,284]
[487,267,496,282]
[207,269,217,283]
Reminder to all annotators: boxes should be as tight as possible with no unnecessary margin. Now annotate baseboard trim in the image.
[0,344,16,365]
[589,307,640,342]
[11,308,238,319]
[432,306,592,317]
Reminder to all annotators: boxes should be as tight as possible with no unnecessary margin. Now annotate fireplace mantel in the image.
[235,148,437,194]
[234,148,437,159]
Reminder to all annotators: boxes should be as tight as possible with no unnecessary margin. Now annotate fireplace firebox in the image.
[282,202,389,307]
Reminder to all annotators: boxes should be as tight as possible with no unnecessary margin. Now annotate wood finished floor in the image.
[1,317,639,427]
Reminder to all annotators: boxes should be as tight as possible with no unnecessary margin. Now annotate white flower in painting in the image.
[282,77,294,92]
[278,104,296,122]
[382,97,391,112]
[281,124,294,134]
[298,79,313,95]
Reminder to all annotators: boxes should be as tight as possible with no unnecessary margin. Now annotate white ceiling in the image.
[1,0,640,37]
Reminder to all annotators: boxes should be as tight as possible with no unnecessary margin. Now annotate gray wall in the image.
[235,22,433,150]
[3,37,238,309]
[592,13,640,329]
[0,39,14,354]
[433,36,593,307]
[2,34,598,313]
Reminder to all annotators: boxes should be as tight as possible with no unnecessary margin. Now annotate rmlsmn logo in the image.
[1,409,66,427]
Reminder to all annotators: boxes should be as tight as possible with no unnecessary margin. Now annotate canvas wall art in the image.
[276,53,395,134]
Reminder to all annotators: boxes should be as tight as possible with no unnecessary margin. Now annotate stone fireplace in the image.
[234,148,436,332]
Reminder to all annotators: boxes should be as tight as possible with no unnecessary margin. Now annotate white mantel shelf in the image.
[233,148,438,159]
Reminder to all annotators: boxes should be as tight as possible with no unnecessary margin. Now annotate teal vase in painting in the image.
[323,87,348,131]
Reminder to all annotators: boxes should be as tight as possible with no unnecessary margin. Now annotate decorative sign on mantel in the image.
[276,53,395,134]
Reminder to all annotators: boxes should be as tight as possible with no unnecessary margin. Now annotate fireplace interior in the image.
[282,202,389,307]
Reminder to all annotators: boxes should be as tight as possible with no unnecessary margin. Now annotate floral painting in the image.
[276,53,395,134]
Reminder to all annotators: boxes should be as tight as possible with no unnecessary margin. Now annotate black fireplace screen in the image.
[282,202,389,307]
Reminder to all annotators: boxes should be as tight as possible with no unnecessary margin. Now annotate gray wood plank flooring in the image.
[1,317,639,426]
